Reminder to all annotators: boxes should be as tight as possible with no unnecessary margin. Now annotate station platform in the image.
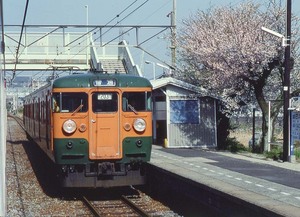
[148,145,300,217]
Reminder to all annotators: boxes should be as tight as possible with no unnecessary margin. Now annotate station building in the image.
[151,77,218,149]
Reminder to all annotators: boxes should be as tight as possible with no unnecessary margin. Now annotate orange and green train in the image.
[23,71,152,187]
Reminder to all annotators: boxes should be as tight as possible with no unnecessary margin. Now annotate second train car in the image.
[23,71,153,187]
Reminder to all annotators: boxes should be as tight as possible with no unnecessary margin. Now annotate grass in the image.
[264,147,283,161]
[295,148,300,162]
[224,137,248,153]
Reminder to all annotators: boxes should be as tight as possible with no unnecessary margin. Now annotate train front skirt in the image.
[57,162,147,188]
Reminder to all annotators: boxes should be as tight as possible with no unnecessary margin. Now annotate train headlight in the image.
[63,119,77,134]
[133,118,146,132]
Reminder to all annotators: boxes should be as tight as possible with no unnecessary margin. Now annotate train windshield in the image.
[122,91,152,112]
[52,92,88,113]
[92,92,118,113]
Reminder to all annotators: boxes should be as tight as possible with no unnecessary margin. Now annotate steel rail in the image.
[121,195,150,217]
[8,114,26,132]
[82,196,102,217]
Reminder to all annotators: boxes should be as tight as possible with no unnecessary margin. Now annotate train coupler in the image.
[98,162,114,175]
[98,162,127,176]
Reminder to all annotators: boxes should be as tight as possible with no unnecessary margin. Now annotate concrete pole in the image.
[252,108,256,150]
[0,0,6,214]
[85,5,89,67]
[170,0,176,67]
[283,0,292,162]
[268,101,271,152]
[0,59,6,217]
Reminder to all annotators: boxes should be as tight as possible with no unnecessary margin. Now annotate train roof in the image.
[52,72,152,88]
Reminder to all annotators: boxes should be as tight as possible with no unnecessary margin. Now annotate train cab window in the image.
[122,92,152,112]
[52,92,88,113]
[92,92,118,113]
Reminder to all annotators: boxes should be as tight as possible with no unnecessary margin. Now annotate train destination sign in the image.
[93,79,116,87]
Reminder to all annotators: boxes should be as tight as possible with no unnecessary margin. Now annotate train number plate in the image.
[97,93,113,100]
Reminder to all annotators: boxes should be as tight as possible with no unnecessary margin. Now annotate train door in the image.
[38,97,41,142]
[46,93,50,150]
[89,91,121,160]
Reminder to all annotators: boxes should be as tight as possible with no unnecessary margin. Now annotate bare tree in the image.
[177,0,300,152]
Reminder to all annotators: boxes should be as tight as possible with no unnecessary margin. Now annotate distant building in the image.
[11,76,31,87]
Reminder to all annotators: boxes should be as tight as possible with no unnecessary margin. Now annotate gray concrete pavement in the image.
[149,145,300,217]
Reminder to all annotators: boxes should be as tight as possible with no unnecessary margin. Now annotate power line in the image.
[53,0,151,70]
[10,0,173,79]
[137,0,171,25]
[94,0,149,42]
[13,0,29,79]
[64,0,139,48]
[50,0,147,71]
[10,1,141,79]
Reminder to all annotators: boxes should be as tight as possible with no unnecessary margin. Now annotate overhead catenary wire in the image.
[71,0,150,51]
[97,0,149,39]
[9,0,142,81]
[51,0,147,72]
[10,0,173,80]
[53,0,151,71]
[10,0,175,80]
[65,0,139,48]
[13,0,29,79]
[137,0,171,25]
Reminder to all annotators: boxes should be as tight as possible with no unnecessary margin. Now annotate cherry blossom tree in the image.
[176,0,300,152]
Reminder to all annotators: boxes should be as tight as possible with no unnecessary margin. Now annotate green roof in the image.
[52,72,152,88]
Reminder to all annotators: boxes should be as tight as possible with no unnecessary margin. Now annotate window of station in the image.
[122,92,152,112]
[52,92,88,113]
[92,92,118,113]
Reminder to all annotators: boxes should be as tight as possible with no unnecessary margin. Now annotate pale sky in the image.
[3,0,300,78]
[4,0,300,26]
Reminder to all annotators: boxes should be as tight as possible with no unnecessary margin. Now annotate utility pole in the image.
[170,0,176,67]
[252,107,256,150]
[85,5,89,67]
[0,0,6,215]
[283,0,292,162]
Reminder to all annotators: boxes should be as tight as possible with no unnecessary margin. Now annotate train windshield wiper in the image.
[71,104,84,116]
[128,104,138,115]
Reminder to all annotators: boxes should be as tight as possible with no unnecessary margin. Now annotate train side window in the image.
[122,92,152,112]
[92,92,118,113]
[52,94,60,112]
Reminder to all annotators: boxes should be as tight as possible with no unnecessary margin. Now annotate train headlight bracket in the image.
[133,118,146,132]
[124,122,131,131]
[79,123,87,132]
[63,119,77,134]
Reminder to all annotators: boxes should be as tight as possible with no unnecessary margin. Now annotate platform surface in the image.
[150,145,300,217]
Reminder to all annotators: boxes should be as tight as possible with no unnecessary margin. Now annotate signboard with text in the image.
[290,111,300,155]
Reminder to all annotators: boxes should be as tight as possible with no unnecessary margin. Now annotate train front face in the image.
[51,74,152,187]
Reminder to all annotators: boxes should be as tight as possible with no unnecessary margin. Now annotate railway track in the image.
[82,195,152,217]
[8,114,25,131]
[82,189,177,217]
[8,115,179,216]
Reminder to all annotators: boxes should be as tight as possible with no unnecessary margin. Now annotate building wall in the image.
[152,84,217,148]
[168,97,217,148]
